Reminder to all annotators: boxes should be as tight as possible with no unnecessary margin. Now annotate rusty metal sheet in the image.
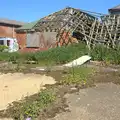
[26,32,57,48]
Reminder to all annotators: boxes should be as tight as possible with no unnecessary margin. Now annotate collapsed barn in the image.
[16,7,96,51]
[16,6,120,51]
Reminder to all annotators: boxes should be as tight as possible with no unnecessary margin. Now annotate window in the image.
[7,40,10,46]
[0,40,4,45]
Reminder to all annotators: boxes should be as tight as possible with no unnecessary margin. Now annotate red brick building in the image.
[0,18,24,37]
[0,18,26,49]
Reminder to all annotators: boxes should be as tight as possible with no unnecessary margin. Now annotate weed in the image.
[0,89,56,119]
[60,67,95,85]
[0,43,120,66]
[0,43,88,65]
[90,45,120,64]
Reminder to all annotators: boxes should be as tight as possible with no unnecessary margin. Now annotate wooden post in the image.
[12,26,14,38]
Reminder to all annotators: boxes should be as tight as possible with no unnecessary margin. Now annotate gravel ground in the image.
[48,83,120,120]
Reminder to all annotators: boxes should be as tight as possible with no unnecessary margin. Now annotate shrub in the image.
[90,45,120,65]
[8,52,21,63]
[0,45,8,52]
[90,45,109,61]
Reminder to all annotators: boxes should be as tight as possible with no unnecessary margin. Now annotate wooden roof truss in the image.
[33,7,120,49]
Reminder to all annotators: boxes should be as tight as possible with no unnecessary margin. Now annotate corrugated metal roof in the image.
[16,20,39,31]
[0,18,25,26]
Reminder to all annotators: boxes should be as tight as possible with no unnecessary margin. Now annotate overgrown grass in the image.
[0,43,88,65]
[0,43,120,65]
[90,45,120,64]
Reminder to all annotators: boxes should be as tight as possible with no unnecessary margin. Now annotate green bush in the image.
[35,43,88,64]
[90,45,108,61]
[90,45,120,64]
[8,52,21,63]
[0,45,8,52]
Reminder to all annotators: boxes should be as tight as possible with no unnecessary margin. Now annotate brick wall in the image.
[0,24,27,49]
[16,32,26,49]
[0,25,16,38]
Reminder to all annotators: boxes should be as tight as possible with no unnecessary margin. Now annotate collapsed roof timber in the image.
[16,6,120,48]
[16,7,96,32]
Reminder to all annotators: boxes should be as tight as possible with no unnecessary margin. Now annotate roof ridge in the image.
[0,18,25,24]
[109,4,120,10]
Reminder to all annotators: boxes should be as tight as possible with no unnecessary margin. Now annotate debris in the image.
[31,67,45,71]
[70,87,79,93]
[70,87,78,91]
[26,117,31,120]
[64,55,91,67]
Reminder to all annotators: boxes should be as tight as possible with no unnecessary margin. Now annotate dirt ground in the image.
[1,65,120,120]
[0,73,55,110]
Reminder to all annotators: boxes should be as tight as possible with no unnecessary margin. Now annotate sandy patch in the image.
[0,73,56,110]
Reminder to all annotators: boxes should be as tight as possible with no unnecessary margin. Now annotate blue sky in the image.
[0,0,119,22]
